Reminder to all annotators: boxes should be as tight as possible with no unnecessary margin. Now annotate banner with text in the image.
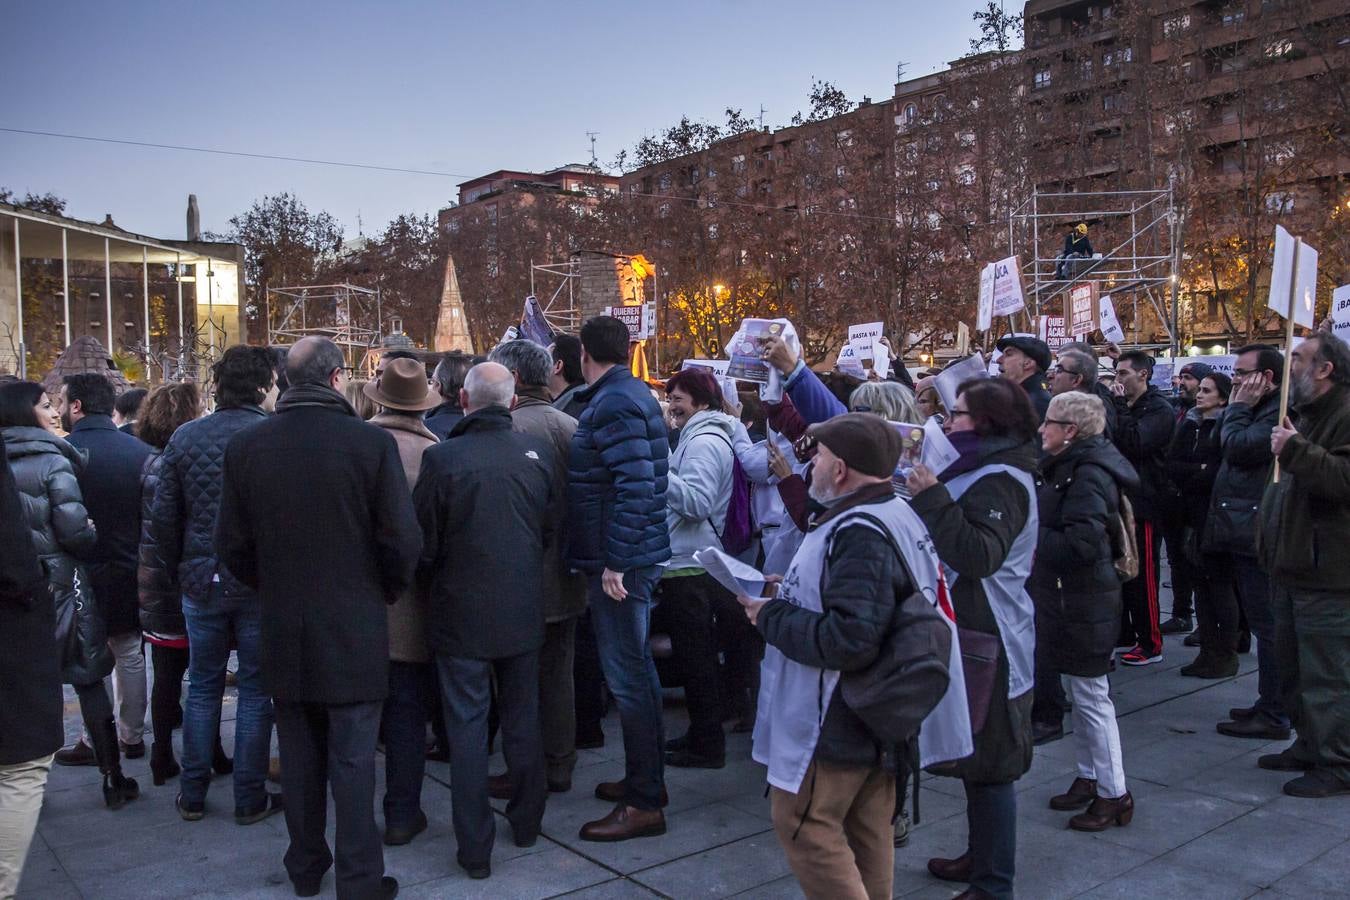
[1267,225,1318,329]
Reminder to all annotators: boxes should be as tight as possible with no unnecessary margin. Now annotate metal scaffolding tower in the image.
[1009,187,1179,349]
[529,259,580,334]
[266,283,382,371]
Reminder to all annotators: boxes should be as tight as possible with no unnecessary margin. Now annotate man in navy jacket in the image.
[565,316,671,842]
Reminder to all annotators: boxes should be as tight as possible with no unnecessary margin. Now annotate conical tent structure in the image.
[40,336,130,396]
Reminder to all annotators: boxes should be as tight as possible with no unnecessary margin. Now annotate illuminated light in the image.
[1187,345,1202,356]
[1209,345,1225,355]
[713,283,727,295]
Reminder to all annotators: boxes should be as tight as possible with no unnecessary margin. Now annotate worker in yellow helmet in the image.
[1057,222,1095,279]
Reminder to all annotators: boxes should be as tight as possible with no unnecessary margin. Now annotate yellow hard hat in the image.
[1076,223,1089,235]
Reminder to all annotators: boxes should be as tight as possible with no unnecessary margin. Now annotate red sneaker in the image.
[1120,645,1163,666]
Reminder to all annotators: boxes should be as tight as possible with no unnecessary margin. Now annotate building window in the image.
[836,164,849,179]
[706,161,718,178]
[1163,13,1190,37]
[708,223,719,239]
[926,212,942,231]
[1103,46,1132,67]
[956,164,976,185]
[957,130,976,148]
[688,166,700,185]
[657,173,672,192]
[836,129,854,147]
[1103,92,1125,113]
[731,154,746,174]
[485,203,498,226]
[705,192,719,208]
[657,202,671,218]
[1221,4,1245,27]
[903,103,918,127]
[925,179,941,192]
[1034,68,1052,90]
[1264,38,1294,58]
[446,218,460,233]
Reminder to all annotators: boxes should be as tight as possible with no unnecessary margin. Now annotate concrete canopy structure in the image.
[0,202,246,381]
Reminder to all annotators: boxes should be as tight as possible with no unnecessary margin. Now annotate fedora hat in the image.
[363,357,438,412]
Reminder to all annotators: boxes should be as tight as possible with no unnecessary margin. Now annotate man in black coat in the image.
[60,373,152,762]
[0,449,63,898]
[424,352,473,440]
[413,361,555,880]
[217,337,419,900]
[1110,351,1177,666]
[997,335,1053,422]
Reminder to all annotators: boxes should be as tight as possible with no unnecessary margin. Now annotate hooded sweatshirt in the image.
[665,408,738,569]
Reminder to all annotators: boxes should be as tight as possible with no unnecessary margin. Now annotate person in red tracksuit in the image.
[1110,351,1178,665]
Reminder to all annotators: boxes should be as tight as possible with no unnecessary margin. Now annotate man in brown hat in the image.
[364,358,442,846]
[739,413,947,900]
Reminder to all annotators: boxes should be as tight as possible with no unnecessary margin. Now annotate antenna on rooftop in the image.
[758,105,767,129]
[586,132,599,168]
[896,60,908,82]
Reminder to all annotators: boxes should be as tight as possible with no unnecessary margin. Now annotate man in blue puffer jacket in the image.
[565,316,671,843]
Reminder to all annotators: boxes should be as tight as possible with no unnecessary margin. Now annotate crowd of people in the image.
[1,313,1349,900]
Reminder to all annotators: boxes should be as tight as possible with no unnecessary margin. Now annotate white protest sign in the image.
[1099,293,1126,343]
[847,321,890,377]
[991,256,1026,318]
[956,321,971,357]
[934,352,991,413]
[1331,284,1350,344]
[1149,359,1176,390]
[605,304,652,340]
[836,341,866,378]
[1038,315,1068,351]
[977,263,995,331]
[1267,225,1318,329]
[1201,355,1237,377]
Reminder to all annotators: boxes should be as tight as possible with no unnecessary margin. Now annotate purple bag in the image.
[718,457,754,556]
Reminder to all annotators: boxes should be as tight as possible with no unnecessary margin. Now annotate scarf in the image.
[939,432,1025,482]
[274,383,357,417]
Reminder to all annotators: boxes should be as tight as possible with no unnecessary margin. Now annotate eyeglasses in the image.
[850,404,872,413]
[1044,418,1074,427]
[949,408,972,419]
[1232,367,1259,377]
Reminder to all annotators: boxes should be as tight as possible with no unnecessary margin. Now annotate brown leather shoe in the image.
[927,852,973,883]
[1069,792,1134,832]
[953,888,996,900]
[594,780,668,807]
[1049,776,1098,811]
[488,773,513,801]
[579,803,667,842]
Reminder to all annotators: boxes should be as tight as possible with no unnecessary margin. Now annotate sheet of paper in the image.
[1099,293,1126,343]
[693,547,769,598]
[921,418,959,474]
[934,353,990,413]
[726,319,784,384]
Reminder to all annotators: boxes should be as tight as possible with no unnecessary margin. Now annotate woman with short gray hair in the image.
[1031,391,1140,831]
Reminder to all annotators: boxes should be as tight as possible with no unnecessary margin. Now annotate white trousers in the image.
[82,632,147,746]
[0,754,52,900]
[1066,674,1126,798]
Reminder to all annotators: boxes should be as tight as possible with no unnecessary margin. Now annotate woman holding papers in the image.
[905,377,1039,900]
[659,368,740,770]
[1032,392,1140,832]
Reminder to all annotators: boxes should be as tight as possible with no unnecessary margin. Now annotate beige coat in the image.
[510,388,587,622]
[371,412,438,663]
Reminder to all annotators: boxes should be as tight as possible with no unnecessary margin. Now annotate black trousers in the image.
[381,661,432,829]
[540,617,578,785]
[574,608,606,745]
[274,699,384,899]
[1161,515,1196,620]
[437,650,546,868]
[149,644,189,750]
[713,585,764,721]
[660,573,727,757]
[1120,518,1163,657]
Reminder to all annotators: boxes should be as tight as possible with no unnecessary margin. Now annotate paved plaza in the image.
[19,613,1350,899]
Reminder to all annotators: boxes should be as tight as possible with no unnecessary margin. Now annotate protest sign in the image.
[1331,284,1350,345]
[1038,315,1068,351]
[956,321,971,357]
[836,341,866,378]
[1149,359,1175,390]
[1066,281,1099,339]
[977,263,995,331]
[1267,225,1318,330]
[726,319,784,384]
[1202,354,1237,377]
[681,358,737,401]
[847,321,890,377]
[991,256,1026,318]
[605,304,652,340]
[934,352,990,413]
[1098,293,1126,343]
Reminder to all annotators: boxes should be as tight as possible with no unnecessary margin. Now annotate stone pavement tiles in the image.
[20,627,1350,898]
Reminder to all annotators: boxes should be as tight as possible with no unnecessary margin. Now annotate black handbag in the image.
[45,556,113,687]
[957,626,1000,736]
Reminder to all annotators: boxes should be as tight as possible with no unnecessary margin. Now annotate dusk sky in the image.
[3,0,994,241]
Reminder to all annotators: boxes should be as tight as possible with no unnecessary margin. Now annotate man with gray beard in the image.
[1258,332,1350,798]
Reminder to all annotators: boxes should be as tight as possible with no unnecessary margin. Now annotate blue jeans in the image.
[966,780,1016,899]
[587,566,665,810]
[1233,556,1288,727]
[180,586,273,810]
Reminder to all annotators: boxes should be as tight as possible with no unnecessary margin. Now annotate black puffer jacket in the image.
[756,483,913,770]
[1030,436,1138,678]
[143,406,266,604]
[1113,386,1176,521]
[1204,392,1279,557]
[137,451,181,636]
[1165,409,1223,535]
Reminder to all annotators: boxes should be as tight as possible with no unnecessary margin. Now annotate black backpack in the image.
[833,513,952,746]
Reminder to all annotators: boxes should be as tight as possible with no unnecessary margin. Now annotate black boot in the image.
[92,717,139,810]
[151,741,180,787]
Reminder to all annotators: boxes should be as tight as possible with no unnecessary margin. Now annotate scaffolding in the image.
[266,283,382,371]
[529,259,580,334]
[1008,187,1179,350]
